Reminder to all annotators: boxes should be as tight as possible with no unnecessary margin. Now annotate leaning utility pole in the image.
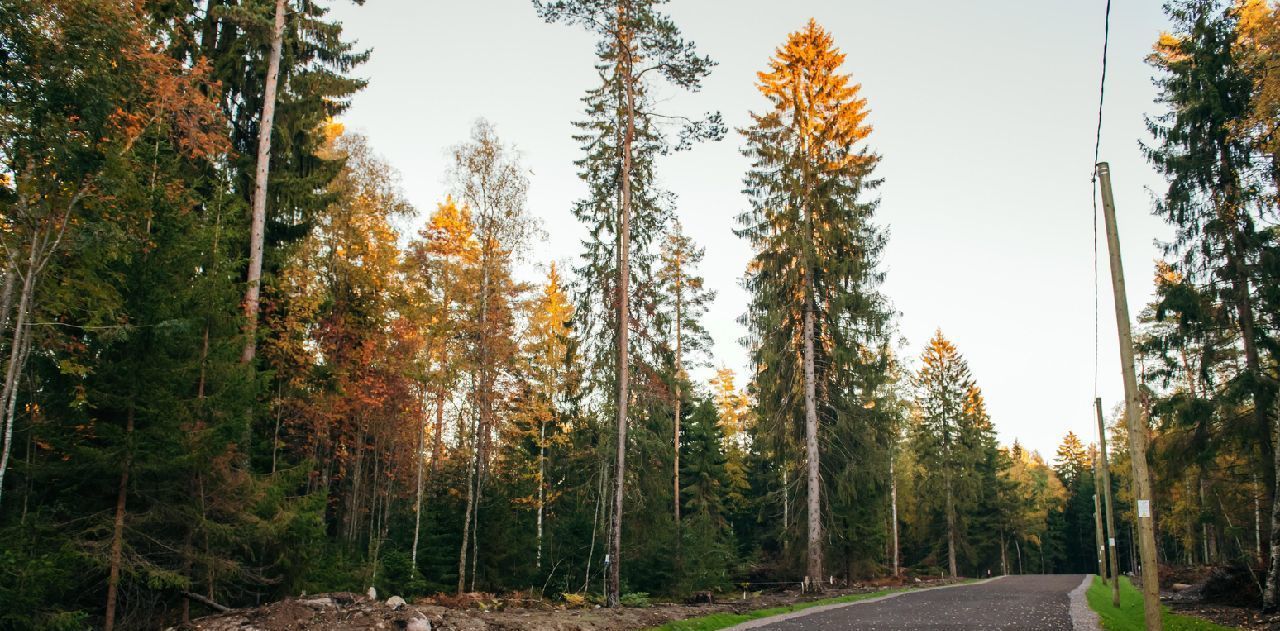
[1096,397,1121,607]
[1093,460,1107,580]
[1097,162,1162,630]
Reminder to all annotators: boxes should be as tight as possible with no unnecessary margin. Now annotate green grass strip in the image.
[1087,575,1238,631]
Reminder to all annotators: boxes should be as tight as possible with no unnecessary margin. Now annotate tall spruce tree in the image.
[911,331,988,577]
[534,0,721,606]
[737,19,889,588]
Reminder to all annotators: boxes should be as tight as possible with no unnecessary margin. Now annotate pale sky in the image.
[326,0,1173,459]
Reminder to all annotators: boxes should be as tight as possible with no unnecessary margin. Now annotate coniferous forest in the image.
[2,1,1280,629]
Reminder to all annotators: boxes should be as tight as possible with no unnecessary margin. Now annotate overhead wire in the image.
[1092,0,1112,409]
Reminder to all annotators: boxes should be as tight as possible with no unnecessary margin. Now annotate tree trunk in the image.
[607,2,634,608]
[412,390,425,574]
[1257,473,1265,564]
[945,469,956,578]
[782,466,789,539]
[104,406,135,631]
[467,208,495,595]
[0,251,17,342]
[457,402,478,594]
[582,461,604,593]
[1000,530,1008,576]
[0,235,38,508]
[537,420,546,570]
[432,389,445,475]
[1266,396,1280,610]
[803,296,822,587]
[673,255,683,561]
[890,452,899,577]
[240,0,286,364]
[469,454,482,592]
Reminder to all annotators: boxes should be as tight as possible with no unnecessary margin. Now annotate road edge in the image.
[1069,574,1102,631]
[724,576,1006,630]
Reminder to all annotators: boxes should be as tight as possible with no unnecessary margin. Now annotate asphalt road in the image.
[737,574,1089,630]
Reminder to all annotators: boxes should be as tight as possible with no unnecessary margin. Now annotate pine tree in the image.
[1051,432,1096,573]
[679,396,736,592]
[658,220,716,543]
[710,369,752,506]
[912,331,981,577]
[534,0,722,606]
[737,19,889,588]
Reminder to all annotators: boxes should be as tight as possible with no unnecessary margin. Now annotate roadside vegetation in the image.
[1087,576,1234,631]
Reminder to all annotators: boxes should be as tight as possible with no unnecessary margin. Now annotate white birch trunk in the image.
[240,0,286,364]
[412,389,425,574]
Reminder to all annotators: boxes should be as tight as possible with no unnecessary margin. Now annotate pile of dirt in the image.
[179,593,432,631]
[1163,564,1262,608]
[1160,564,1274,629]
[180,578,962,631]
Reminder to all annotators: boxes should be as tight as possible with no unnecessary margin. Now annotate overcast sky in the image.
[326,0,1174,459]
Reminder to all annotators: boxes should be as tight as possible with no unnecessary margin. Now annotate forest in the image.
[1,0,1279,629]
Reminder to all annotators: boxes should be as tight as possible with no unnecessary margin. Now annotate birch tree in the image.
[448,120,534,593]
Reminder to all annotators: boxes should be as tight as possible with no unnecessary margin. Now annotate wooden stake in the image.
[1096,397,1122,607]
[1097,162,1162,630]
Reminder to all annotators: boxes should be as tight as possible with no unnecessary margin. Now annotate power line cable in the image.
[1092,0,1112,401]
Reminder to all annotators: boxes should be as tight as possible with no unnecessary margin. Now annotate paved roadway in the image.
[736,574,1090,630]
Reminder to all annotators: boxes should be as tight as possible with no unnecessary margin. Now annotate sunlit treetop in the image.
[756,18,874,171]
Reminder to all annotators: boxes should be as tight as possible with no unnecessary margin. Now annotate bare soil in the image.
[1166,602,1280,630]
[1161,563,1280,630]
[180,577,963,631]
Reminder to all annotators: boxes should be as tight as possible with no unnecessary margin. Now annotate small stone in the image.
[387,596,406,609]
[407,617,432,631]
[367,586,378,601]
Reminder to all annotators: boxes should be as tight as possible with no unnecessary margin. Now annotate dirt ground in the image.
[1166,601,1280,630]
[1161,564,1280,630]
[180,577,962,631]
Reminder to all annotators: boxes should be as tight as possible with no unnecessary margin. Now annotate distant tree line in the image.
[2,1,1279,629]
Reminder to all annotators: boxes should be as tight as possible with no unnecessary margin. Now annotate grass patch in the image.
[1087,575,1237,631]
[647,585,931,631]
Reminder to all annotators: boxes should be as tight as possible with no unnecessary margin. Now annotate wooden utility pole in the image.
[1093,460,1107,580]
[1097,162,1162,630]
[1096,397,1122,607]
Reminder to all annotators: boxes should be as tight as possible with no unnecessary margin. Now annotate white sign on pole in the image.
[1137,499,1151,518]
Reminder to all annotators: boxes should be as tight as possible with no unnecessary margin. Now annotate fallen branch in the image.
[182,591,230,613]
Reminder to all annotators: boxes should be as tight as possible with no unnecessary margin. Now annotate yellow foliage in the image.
[756,18,875,172]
